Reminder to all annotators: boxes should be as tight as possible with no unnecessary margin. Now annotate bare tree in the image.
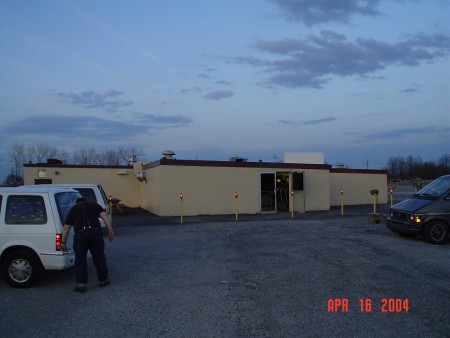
[10,143,26,180]
[438,153,450,168]
[58,150,71,164]
[94,152,107,165]
[437,153,450,176]
[103,150,121,165]
[387,154,450,180]
[73,148,97,165]
[25,146,36,164]
[34,144,61,163]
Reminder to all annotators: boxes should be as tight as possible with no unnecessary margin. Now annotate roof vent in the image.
[229,156,248,162]
[162,150,176,159]
[47,158,63,165]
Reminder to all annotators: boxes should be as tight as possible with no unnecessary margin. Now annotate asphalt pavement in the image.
[1,186,449,337]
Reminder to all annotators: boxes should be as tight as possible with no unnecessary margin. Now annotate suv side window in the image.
[5,195,47,224]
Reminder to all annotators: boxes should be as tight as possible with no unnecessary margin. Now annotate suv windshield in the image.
[55,192,81,224]
[415,176,450,198]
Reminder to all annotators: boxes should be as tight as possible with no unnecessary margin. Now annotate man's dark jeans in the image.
[73,228,108,284]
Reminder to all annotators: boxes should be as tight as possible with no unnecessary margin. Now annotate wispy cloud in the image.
[400,86,420,94]
[204,90,234,100]
[178,87,203,95]
[216,80,232,85]
[133,113,193,127]
[231,31,450,89]
[279,117,337,126]
[54,89,134,112]
[366,126,450,140]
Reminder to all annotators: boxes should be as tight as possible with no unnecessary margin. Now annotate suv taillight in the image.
[56,234,62,250]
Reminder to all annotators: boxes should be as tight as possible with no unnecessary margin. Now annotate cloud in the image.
[5,113,193,141]
[54,89,134,112]
[401,87,420,94]
[225,56,270,67]
[279,116,337,126]
[366,126,450,140]
[204,90,234,100]
[216,80,232,85]
[178,87,203,95]
[270,0,382,26]
[243,31,450,88]
[6,115,148,141]
[133,113,193,127]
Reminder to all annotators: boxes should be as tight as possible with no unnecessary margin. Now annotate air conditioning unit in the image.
[229,156,248,162]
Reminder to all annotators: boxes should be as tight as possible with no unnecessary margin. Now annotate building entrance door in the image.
[260,173,276,212]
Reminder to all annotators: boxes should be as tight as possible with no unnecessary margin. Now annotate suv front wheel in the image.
[422,221,449,245]
[2,249,43,288]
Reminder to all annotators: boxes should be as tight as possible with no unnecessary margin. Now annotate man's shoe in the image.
[74,284,86,293]
[99,278,110,287]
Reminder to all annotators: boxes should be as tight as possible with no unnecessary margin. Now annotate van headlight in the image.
[409,214,422,223]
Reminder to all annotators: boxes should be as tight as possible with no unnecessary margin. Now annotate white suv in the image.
[0,187,81,287]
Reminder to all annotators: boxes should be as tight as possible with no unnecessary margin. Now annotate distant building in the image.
[284,152,325,165]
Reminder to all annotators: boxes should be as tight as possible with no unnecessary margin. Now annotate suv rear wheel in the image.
[2,249,43,288]
[423,221,449,245]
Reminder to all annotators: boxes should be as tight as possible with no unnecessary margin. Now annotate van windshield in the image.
[55,192,81,224]
[415,176,450,198]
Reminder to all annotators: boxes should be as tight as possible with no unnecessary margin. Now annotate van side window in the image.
[0,195,2,214]
[5,195,47,224]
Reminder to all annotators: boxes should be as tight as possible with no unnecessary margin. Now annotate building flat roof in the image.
[148,158,332,170]
[24,158,388,174]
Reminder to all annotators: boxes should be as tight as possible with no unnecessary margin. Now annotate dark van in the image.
[386,175,450,244]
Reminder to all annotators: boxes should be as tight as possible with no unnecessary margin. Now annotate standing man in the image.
[61,197,115,292]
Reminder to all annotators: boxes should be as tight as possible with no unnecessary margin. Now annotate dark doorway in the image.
[34,179,52,184]
[260,173,276,212]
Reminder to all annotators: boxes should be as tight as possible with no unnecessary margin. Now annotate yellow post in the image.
[340,189,344,216]
[179,193,183,224]
[390,188,394,207]
[234,191,239,221]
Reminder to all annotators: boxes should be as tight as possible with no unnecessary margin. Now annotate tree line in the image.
[385,154,450,181]
[4,143,145,185]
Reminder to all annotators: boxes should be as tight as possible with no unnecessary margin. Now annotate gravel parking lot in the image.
[1,188,449,337]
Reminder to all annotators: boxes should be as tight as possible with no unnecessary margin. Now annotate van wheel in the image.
[2,250,43,288]
[423,221,449,245]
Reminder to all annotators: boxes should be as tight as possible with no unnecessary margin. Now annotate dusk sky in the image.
[1,0,449,177]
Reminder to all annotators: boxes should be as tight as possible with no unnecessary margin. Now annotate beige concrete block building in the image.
[24,156,388,217]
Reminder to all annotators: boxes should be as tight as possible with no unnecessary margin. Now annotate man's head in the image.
[76,197,87,204]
